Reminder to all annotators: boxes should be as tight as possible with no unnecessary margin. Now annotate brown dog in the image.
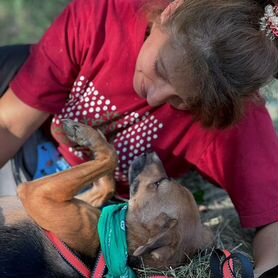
[0,120,212,277]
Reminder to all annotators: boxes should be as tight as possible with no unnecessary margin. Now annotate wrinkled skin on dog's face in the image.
[126,152,212,269]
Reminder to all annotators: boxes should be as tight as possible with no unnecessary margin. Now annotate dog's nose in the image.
[128,153,147,185]
[146,152,160,164]
[128,152,162,185]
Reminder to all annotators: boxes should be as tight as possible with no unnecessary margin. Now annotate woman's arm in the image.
[0,88,49,167]
[253,221,278,277]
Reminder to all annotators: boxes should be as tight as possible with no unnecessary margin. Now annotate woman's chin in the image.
[146,98,163,107]
[169,103,189,111]
[135,90,145,100]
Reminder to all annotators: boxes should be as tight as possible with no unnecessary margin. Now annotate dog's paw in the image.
[62,119,106,148]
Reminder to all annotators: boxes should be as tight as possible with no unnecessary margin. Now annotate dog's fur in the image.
[0,120,212,277]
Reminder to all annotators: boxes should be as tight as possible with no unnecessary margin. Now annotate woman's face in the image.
[133,24,188,110]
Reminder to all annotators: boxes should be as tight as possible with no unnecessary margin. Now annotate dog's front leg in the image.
[17,121,117,257]
[77,174,115,207]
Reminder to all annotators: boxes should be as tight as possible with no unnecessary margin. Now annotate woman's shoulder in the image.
[72,0,143,13]
[211,98,277,146]
[68,0,145,25]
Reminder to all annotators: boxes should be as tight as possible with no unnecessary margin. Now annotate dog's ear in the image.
[133,212,178,261]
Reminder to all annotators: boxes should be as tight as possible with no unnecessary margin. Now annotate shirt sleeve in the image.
[10,0,94,113]
[197,102,278,228]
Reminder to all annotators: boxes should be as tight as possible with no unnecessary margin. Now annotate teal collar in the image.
[97,203,137,278]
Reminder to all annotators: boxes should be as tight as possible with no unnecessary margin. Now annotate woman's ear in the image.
[160,0,184,24]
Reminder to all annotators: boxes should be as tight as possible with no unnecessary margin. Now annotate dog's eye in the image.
[153,181,161,187]
[152,177,169,188]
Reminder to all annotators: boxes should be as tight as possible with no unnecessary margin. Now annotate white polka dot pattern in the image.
[52,75,164,184]
[113,111,163,181]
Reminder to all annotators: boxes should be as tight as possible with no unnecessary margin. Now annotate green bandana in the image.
[97,203,137,278]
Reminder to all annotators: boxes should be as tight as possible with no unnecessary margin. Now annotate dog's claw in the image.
[62,119,91,147]
[62,119,77,140]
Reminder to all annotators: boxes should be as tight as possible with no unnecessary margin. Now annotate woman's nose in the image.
[147,88,172,106]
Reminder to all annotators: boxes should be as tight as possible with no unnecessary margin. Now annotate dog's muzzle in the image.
[128,153,147,186]
[128,152,163,190]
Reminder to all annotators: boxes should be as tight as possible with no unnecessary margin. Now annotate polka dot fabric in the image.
[52,76,164,185]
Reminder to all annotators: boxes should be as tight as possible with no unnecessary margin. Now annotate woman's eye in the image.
[154,60,168,82]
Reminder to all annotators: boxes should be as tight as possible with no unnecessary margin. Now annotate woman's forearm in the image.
[0,88,49,167]
[253,221,278,277]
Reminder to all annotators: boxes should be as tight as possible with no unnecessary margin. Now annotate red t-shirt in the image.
[11,0,278,228]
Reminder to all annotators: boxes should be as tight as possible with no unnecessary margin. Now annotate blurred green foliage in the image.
[0,0,71,45]
[262,81,278,130]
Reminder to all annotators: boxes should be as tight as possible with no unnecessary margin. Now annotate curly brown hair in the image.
[156,0,278,128]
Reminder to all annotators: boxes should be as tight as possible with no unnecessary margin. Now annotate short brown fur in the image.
[1,120,212,273]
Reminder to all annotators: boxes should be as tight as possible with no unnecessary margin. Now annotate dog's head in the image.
[126,152,213,269]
